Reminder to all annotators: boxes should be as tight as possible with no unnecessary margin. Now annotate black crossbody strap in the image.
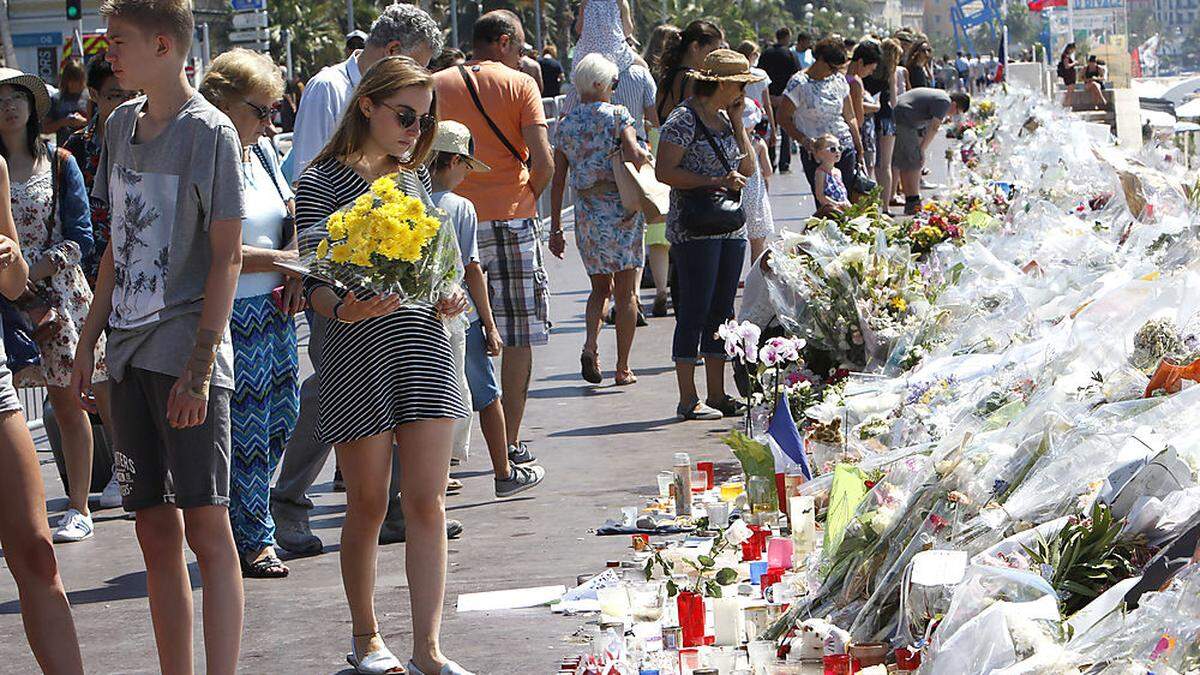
[458,65,528,167]
[251,142,288,204]
[689,105,735,175]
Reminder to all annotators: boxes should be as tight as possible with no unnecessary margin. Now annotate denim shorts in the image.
[465,320,502,411]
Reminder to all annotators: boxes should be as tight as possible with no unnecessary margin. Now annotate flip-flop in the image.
[580,350,602,384]
[241,552,289,579]
[347,637,404,674]
[446,478,464,493]
[615,369,638,386]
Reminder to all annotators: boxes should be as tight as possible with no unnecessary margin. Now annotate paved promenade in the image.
[0,154,939,672]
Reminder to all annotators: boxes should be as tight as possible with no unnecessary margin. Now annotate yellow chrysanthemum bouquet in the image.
[301,175,460,305]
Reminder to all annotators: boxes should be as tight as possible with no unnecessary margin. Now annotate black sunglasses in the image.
[243,99,278,120]
[378,101,437,133]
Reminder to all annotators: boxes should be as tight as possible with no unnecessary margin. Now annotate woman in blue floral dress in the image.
[550,53,652,386]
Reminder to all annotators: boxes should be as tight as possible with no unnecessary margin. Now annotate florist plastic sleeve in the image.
[294,174,462,306]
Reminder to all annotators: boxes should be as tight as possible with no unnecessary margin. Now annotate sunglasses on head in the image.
[378,101,437,133]
[243,99,279,120]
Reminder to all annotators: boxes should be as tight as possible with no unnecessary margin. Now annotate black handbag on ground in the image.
[678,108,745,237]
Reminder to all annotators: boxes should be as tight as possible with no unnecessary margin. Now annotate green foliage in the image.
[722,430,776,480]
[1022,502,1143,616]
[632,0,872,51]
[643,522,741,598]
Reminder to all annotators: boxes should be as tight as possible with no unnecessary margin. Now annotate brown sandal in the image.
[581,350,602,384]
[615,369,638,386]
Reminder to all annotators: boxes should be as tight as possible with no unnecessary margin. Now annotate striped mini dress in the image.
[295,159,468,445]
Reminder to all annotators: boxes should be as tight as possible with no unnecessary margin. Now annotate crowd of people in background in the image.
[0,0,987,671]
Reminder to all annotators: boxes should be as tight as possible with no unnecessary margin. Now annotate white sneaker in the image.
[99,474,122,509]
[52,508,94,543]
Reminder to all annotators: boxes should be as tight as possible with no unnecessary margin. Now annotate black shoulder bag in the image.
[251,141,297,245]
[678,109,745,237]
[457,65,528,167]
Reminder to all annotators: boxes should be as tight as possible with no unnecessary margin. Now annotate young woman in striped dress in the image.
[294,56,473,675]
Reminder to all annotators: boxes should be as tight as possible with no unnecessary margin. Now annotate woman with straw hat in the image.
[0,67,85,674]
[655,48,760,421]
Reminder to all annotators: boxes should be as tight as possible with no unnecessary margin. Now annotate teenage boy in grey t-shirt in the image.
[70,0,247,670]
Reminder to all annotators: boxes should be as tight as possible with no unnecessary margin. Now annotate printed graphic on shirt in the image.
[109,164,176,328]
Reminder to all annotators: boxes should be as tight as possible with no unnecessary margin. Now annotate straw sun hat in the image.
[691,49,766,84]
[0,68,51,120]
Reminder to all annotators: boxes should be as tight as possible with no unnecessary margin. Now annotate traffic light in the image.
[66,0,81,20]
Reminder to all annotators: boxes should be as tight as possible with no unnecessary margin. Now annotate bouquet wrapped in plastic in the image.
[298,174,461,305]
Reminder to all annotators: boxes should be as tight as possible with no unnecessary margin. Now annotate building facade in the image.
[924,0,957,44]
[1154,0,1198,31]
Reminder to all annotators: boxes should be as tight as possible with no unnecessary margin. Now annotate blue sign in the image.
[12,32,63,48]
[230,0,266,10]
[1072,0,1123,8]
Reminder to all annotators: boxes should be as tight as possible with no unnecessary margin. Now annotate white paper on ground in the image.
[456,584,566,612]
[561,568,621,603]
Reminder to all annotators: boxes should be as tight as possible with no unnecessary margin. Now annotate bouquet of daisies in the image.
[298,174,460,306]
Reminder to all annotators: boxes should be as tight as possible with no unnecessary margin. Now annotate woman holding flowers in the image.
[294,56,472,675]
[199,48,302,580]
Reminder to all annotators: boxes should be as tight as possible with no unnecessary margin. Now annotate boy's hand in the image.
[549,230,566,259]
[485,325,504,356]
[69,349,95,412]
[167,376,209,429]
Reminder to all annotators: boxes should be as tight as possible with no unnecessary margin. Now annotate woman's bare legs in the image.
[584,274,613,357]
[47,385,94,516]
[0,409,83,674]
[876,135,895,207]
[395,419,456,671]
[612,268,640,375]
[334,432,395,658]
[648,244,670,313]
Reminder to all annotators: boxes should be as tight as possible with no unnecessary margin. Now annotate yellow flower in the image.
[327,212,347,240]
[890,296,908,313]
[350,249,372,267]
[330,243,352,263]
[399,196,424,220]
[316,239,330,259]
[370,175,400,200]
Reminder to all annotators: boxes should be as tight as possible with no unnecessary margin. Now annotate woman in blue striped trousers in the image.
[201,51,303,578]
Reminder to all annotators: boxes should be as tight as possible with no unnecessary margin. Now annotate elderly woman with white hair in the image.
[549,53,652,386]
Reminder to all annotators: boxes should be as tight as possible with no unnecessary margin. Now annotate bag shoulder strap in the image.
[687,105,734,175]
[457,64,528,167]
[251,141,288,205]
[48,144,69,238]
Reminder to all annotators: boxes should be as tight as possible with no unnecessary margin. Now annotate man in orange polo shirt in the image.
[434,9,554,466]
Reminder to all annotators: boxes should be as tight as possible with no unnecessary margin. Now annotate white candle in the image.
[712,596,744,647]
[790,496,817,559]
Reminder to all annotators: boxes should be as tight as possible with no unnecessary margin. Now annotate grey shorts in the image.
[893,122,926,172]
[111,367,232,512]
